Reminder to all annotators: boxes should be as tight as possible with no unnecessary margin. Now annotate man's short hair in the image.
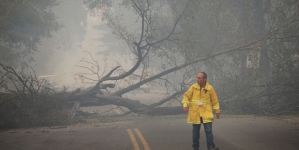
[200,72,207,79]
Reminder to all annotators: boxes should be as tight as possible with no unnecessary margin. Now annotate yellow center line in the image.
[127,129,140,150]
[134,128,151,150]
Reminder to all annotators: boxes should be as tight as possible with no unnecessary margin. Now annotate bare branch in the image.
[141,0,190,49]
[112,39,263,96]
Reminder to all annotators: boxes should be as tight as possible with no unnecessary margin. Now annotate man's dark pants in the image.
[192,122,215,149]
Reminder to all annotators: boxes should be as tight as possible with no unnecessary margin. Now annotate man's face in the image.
[197,73,206,85]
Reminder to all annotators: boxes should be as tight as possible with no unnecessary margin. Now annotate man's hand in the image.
[216,113,220,119]
[183,107,188,112]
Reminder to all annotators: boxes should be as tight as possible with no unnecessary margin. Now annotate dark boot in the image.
[208,145,219,150]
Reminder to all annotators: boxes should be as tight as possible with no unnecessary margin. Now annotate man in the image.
[182,72,220,150]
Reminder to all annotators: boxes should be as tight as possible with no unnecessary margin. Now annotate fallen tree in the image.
[1,0,298,120]
[65,0,268,115]
[67,0,299,116]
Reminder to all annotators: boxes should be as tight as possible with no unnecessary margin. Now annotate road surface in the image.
[0,115,298,150]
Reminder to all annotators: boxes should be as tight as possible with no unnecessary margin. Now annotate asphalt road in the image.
[0,115,299,150]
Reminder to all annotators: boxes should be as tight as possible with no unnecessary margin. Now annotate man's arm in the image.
[182,86,193,112]
[211,87,220,118]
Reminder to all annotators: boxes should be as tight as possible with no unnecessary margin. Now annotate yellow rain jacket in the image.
[182,82,220,124]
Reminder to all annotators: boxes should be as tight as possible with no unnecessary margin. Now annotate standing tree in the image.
[0,0,61,66]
